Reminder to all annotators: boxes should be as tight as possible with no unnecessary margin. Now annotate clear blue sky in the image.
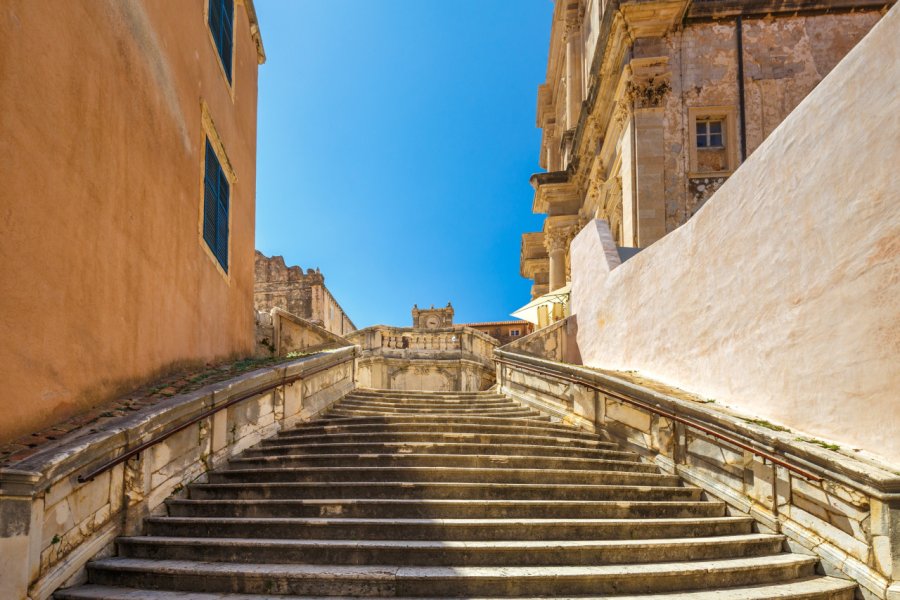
[254,1,552,328]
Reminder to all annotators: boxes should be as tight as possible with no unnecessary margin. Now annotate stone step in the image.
[341,395,515,406]
[83,554,817,596]
[281,418,601,438]
[335,403,524,413]
[342,396,512,406]
[206,465,680,486]
[225,453,657,473]
[266,431,617,450]
[188,480,704,502]
[285,415,564,428]
[117,534,784,566]
[143,516,753,541]
[351,390,503,399]
[242,441,638,461]
[326,407,541,418]
[55,576,858,599]
[165,498,728,519]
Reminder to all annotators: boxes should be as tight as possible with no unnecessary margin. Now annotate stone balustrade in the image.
[345,326,499,392]
[0,347,357,600]
[495,348,900,600]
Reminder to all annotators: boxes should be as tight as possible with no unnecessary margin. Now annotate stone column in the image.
[545,225,576,291]
[564,12,583,130]
[628,57,671,247]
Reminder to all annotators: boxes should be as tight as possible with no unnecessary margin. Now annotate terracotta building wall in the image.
[0,0,263,444]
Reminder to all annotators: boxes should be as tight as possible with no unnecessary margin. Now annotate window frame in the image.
[696,119,725,149]
[205,0,236,94]
[688,106,739,177]
[199,103,236,282]
[203,140,230,273]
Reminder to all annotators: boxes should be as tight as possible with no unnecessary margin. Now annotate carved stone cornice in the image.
[530,170,580,215]
[619,0,689,39]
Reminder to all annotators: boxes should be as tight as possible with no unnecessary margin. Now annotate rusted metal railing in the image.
[495,355,822,482]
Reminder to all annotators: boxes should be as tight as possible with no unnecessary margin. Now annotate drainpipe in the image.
[736,15,747,162]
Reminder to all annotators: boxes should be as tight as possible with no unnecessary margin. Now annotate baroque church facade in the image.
[522,0,890,298]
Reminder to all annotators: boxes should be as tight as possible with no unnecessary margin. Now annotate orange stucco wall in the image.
[0,0,261,443]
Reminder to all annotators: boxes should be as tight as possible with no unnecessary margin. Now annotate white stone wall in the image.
[570,6,900,466]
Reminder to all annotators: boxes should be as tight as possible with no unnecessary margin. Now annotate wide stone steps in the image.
[141,516,753,541]
[57,388,853,599]
[340,395,515,406]
[55,576,858,600]
[81,555,821,596]
[115,533,784,565]
[242,441,638,460]
[326,408,541,418]
[225,452,656,472]
[164,498,728,519]
[350,389,505,400]
[266,430,617,449]
[207,465,680,486]
[187,480,705,501]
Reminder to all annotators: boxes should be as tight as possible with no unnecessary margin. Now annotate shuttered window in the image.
[203,140,229,273]
[208,0,234,83]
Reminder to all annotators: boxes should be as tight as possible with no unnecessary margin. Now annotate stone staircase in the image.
[57,388,856,599]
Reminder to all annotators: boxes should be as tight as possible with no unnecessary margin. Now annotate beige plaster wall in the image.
[571,5,900,465]
[0,1,261,444]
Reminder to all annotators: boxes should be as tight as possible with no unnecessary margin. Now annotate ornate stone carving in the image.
[626,76,671,109]
[544,225,578,254]
[613,99,631,128]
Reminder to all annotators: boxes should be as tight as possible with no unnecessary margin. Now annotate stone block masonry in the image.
[254,251,356,337]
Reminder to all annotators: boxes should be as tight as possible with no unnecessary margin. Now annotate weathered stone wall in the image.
[462,321,534,346]
[499,317,580,364]
[0,349,357,599]
[661,11,883,228]
[496,350,900,599]
[346,326,498,392]
[0,1,264,446]
[255,308,352,357]
[254,251,357,336]
[570,6,900,465]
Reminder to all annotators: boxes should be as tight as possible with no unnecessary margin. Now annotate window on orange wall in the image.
[203,140,229,272]
[208,0,234,83]
[510,330,521,337]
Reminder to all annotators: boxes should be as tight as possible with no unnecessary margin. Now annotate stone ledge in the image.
[0,346,357,499]
[496,348,900,499]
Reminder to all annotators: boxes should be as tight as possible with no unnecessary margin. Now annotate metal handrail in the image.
[495,355,822,482]
[76,354,354,483]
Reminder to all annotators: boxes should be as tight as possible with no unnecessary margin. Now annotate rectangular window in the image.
[696,119,724,148]
[208,0,234,83]
[203,140,229,272]
[510,330,521,337]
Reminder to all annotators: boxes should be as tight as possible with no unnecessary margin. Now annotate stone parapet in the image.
[495,349,900,600]
[346,326,499,392]
[0,347,357,600]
